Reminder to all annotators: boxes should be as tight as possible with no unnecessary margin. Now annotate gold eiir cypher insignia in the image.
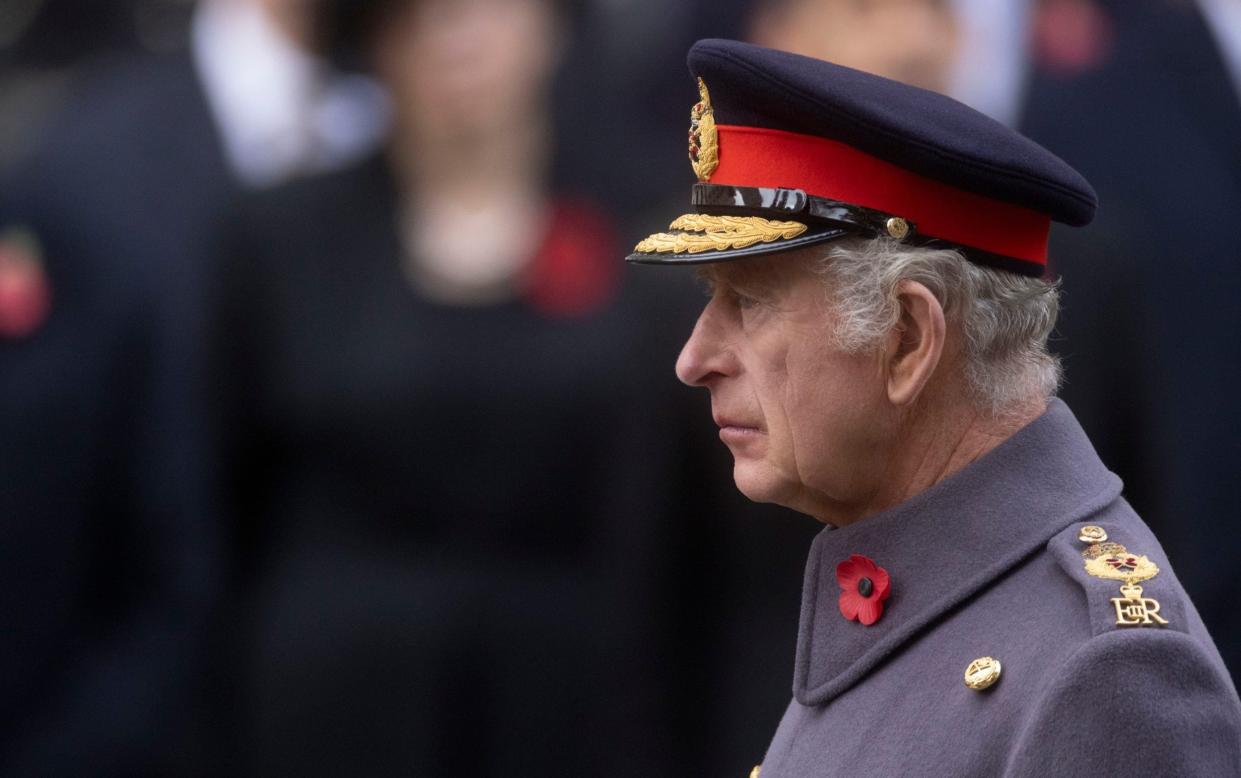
[688,78,719,182]
[1110,582,1169,627]
[633,214,808,255]
[1083,545,1169,628]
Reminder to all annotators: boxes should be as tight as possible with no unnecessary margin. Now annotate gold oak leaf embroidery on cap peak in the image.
[634,214,809,255]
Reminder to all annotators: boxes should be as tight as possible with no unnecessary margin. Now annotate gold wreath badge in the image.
[633,214,809,255]
[1084,552,1160,584]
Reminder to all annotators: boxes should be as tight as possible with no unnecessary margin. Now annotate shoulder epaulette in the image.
[1047,522,1187,637]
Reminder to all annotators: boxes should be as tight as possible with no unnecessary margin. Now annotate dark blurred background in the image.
[0,0,1237,775]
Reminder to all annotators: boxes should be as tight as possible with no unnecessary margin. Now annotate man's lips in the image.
[713,414,764,441]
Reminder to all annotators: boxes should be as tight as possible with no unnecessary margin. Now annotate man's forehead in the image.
[696,258,777,294]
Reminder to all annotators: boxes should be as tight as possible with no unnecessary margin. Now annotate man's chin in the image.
[731,461,788,506]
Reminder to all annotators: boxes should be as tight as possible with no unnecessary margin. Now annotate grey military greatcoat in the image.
[757,400,1241,776]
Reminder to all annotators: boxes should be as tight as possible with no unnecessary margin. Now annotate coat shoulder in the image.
[1008,506,1241,775]
[1005,627,1241,777]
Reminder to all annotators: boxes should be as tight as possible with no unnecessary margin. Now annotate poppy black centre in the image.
[858,577,874,598]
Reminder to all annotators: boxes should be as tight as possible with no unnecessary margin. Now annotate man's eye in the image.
[734,291,761,309]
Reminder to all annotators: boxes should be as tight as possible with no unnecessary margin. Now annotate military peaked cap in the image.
[627,39,1097,277]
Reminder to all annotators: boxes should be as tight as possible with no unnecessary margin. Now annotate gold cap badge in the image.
[688,78,719,182]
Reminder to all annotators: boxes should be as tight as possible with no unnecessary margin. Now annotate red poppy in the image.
[0,235,50,339]
[524,202,619,318]
[836,554,891,626]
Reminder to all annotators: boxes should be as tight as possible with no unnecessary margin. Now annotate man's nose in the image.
[675,303,734,387]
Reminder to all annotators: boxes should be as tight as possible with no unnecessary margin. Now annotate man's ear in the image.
[883,280,946,406]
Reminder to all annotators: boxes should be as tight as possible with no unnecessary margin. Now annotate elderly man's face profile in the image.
[676,253,895,524]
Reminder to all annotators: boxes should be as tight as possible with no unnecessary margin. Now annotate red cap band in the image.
[711,125,1051,266]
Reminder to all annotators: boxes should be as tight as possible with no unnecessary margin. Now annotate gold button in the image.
[749,767,762,778]
[1079,525,1108,544]
[885,217,910,239]
[964,656,1002,690]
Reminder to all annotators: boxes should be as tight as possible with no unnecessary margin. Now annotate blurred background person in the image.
[0,1,384,775]
[208,0,743,775]
[947,0,1033,125]
[747,0,960,92]
[0,0,137,172]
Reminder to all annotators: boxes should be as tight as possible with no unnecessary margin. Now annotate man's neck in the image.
[824,396,1047,527]
[903,400,1044,497]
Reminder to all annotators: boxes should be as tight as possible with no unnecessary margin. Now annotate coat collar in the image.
[793,399,1121,706]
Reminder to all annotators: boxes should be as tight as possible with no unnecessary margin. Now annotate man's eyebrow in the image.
[694,267,718,293]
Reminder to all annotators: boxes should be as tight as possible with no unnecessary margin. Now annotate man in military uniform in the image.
[628,39,1241,776]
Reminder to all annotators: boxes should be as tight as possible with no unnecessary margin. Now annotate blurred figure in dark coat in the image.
[1021,0,1241,682]
[0,1,383,774]
[210,1,754,775]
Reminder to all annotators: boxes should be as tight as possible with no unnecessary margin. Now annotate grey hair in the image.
[813,237,1062,416]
